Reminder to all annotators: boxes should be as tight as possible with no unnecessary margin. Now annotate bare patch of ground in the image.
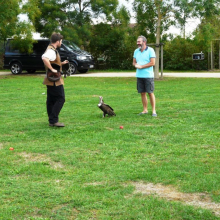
[0,143,3,150]
[84,182,105,186]
[105,127,114,131]
[18,152,65,170]
[130,182,220,216]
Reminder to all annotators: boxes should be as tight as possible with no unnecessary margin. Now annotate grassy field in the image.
[0,74,220,219]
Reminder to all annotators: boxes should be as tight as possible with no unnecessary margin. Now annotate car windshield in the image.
[63,40,81,51]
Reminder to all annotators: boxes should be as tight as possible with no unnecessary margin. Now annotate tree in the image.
[89,6,133,69]
[192,0,220,69]
[0,0,21,42]
[174,0,194,38]
[193,0,220,43]
[0,0,37,53]
[26,0,119,46]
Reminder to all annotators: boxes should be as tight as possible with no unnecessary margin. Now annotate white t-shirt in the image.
[42,49,56,61]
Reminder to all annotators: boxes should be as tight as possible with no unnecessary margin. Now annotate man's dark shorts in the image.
[137,78,154,93]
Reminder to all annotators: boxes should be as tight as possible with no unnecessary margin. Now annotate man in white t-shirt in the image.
[133,35,157,117]
[42,33,69,127]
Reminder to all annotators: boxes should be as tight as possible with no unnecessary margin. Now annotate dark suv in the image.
[3,39,95,74]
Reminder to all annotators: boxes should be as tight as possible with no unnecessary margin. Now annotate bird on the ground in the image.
[97,96,116,117]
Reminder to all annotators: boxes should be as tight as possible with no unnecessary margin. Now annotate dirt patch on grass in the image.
[84,182,105,186]
[131,182,220,216]
[0,143,3,150]
[18,152,65,170]
[105,127,114,131]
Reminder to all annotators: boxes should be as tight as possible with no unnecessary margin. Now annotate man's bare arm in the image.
[42,57,57,72]
[133,58,137,67]
[135,58,155,69]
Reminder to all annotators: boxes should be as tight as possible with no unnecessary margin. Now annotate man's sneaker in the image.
[138,111,148,115]
[49,122,65,127]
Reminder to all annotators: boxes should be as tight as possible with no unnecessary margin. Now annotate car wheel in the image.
[27,69,36,73]
[67,62,77,75]
[10,62,22,74]
[78,69,88,73]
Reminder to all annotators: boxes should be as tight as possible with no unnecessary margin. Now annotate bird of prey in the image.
[97,96,116,117]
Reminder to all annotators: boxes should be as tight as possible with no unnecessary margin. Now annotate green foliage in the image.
[10,38,37,54]
[174,0,194,38]
[0,0,38,55]
[11,22,37,53]
[0,75,220,219]
[91,0,119,19]
[163,36,208,70]
[192,0,220,50]
[193,0,220,19]
[193,19,220,52]
[21,0,41,26]
[133,0,157,42]
[0,0,21,41]
[28,0,119,46]
[32,0,66,37]
[89,7,134,70]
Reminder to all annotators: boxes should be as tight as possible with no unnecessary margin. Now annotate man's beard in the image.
[137,44,143,49]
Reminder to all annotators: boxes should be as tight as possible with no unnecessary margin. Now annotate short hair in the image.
[50,33,63,43]
[138,35,147,43]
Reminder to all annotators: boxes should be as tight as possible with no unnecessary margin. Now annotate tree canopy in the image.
[0,0,37,52]
[0,0,21,41]
[25,0,119,45]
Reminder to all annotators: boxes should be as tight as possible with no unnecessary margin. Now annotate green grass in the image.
[0,75,220,219]
[89,69,220,73]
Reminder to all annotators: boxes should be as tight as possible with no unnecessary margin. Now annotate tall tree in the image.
[0,0,36,52]
[89,6,133,69]
[174,0,194,38]
[0,0,21,41]
[26,0,118,46]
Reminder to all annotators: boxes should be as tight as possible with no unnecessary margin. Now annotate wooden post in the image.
[208,52,210,70]
[211,41,213,70]
[148,43,163,78]
[160,43,163,79]
[218,41,220,69]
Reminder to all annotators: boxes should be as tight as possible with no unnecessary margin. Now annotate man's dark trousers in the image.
[46,85,65,124]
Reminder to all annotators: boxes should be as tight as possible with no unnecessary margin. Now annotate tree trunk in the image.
[154,2,161,79]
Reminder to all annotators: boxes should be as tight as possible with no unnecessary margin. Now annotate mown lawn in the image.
[0,74,220,219]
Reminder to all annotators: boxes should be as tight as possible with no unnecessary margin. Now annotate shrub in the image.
[163,36,208,70]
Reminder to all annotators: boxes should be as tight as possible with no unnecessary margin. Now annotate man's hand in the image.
[135,64,142,69]
[51,68,58,73]
[62,60,69,65]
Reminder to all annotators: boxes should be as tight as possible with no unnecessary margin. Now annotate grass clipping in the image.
[131,182,220,216]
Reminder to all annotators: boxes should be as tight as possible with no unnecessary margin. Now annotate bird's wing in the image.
[104,104,114,111]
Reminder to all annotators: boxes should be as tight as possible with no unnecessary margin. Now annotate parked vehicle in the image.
[3,39,95,74]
